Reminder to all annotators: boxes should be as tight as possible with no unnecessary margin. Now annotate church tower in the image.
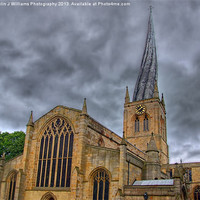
[123,7,169,165]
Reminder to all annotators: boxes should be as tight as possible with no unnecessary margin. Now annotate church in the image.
[0,7,200,200]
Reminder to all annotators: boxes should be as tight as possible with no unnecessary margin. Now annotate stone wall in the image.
[24,106,82,193]
[124,185,178,200]
[124,98,169,165]
[83,145,120,199]
[162,162,200,200]
[0,154,24,200]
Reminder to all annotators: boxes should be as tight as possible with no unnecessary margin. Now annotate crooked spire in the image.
[133,6,159,101]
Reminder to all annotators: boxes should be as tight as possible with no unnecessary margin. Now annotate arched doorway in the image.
[41,192,56,200]
[194,186,200,200]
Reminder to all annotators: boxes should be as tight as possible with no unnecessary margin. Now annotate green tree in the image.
[0,131,25,161]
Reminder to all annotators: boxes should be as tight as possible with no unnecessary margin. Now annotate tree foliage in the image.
[0,131,25,161]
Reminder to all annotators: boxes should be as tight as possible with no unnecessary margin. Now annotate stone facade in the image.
[0,105,146,200]
[1,101,199,200]
[124,98,168,165]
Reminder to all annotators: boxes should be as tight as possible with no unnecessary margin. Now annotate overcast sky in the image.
[0,0,200,164]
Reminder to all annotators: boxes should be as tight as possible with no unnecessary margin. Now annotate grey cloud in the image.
[0,40,14,49]
[187,149,200,159]
[0,65,12,77]
[0,39,24,61]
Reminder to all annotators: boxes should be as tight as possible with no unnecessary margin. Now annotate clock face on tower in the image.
[135,104,146,115]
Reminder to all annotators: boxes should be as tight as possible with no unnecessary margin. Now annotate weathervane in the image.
[149,5,153,13]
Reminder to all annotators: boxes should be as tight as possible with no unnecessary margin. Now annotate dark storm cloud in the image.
[0,40,14,51]
[0,1,130,130]
[187,149,200,159]
[0,0,200,163]
[159,58,200,162]
[0,39,24,62]
[0,65,12,77]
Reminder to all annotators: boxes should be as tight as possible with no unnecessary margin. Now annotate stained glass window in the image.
[170,169,173,179]
[93,169,109,200]
[194,186,200,200]
[184,168,192,182]
[36,118,74,188]
[7,173,17,200]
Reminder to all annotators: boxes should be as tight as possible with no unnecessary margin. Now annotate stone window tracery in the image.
[40,192,57,200]
[36,118,74,188]
[6,172,17,200]
[93,169,109,200]
[184,168,192,182]
[194,186,200,200]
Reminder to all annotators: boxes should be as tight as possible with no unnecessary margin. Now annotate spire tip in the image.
[82,98,87,114]
[149,5,153,13]
[133,5,158,102]
[27,110,34,127]
[125,86,130,104]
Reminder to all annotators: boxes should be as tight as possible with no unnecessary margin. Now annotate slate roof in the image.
[133,7,158,101]
[133,179,174,186]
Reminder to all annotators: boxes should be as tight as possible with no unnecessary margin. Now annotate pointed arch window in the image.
[93,169,109,200]
[194,186,200,200]
[135,117,140,132]
[7,172,17,200]
[36,118,74,188]
[184,168,192,182]
[143,115,149,131]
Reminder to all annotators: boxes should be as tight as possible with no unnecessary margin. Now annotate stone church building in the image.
[1,8,200,200]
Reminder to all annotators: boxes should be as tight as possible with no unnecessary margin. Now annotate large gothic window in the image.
[135,117,140,132]
[93,169,109,200]
[7,173,17,200]
[36,118,74,188]
[143,115,149,131]
[194,186,200,200]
